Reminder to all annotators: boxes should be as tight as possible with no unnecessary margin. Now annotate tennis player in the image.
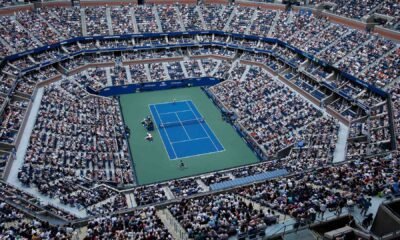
[145,132,153,141]
[179,160,185,169]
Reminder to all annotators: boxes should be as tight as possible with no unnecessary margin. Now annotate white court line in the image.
[158,109,192,115]
[150,100,225,160]
[175,112,191,140]
[185,101,220,152]
[171,137,210,144]
[169,148,226,161]
[189,101,225,151]
[149,104,178,159]
[153,100,192,106]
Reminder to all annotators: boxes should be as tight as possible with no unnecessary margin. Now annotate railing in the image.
[162,209,190,240]
[267,214,362,239]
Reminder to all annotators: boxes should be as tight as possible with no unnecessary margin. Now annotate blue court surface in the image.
[149,100,224,160]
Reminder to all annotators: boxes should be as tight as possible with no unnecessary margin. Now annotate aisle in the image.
[6,87,87,218]
[333,123,349,163]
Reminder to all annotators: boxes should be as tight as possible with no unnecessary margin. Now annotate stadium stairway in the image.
[225,59,241,80]
[162,186,175,200]
[384,75,400,90]
[74,226,88,240]
[152,6,163,33]
[0,37,14,54]
[5,87,88,218]
[37,14,62,38]
[125,192,137,208]
[105,7,113,36]
[174,5,186,32]
[334,37,374,67]
[210,60,222,76]
[240,65,251,82]
[317,29,352,57]
[196,6,207,30]
[87,195,119,212]
[333,122,349,163]
[179,61,189,78]
[156,209,189,240]
[244,9,259,35]
[162,62,172,79]
[195,179,210,192]
[359,46,398,76]
[144,64,152,82]
[237,195,293,224]
[268,11,282,37]
[197,59,207,76]
[14,17,42,45]
[130,7,139,33]
[222,7,237,32]
[125,65,133,84]
[80,8,87,36]
[28,55,37,65]
[105,67,113,86]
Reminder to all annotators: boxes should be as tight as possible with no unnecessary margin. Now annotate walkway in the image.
[333,123,349,163]
[6,87,87,218]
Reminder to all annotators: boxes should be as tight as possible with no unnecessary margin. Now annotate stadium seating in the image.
[0,1,399,239]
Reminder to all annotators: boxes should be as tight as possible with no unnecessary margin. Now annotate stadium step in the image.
[195,179,209,192]
[162,186,175,200]
[227,173,235,180]
[365,1,386,18]
[152,6,163,32]
[125,192,137,208]
[37,14,62,38]
[48,10,62,22]
[197,59,207,77]
[80,195,117,212]
[174,5,186,32]
[268,11,282,37]
[334,37,375,67]
[245,9,259,35]
[73,226,88,240]
[180,61,189,78]
[105,7,113,35]
[105,67,113,86]
[156,209,189,240]
[125,65,133,84]
[130,7,139,33]
[222,6,237,32]
[80,8,87,36]
[210,60,222,76]
[144,64,153,82]
[359,46,397,75]
[238,196,293,223]
[384,75,400,90]
[3,218,30,229]
[162,62,171,80]
[333,122,349,163]
[28,56,37,65]
[240,65,251,82]
[307,24,335,44]
[14,17,42,45]
[0,37,15,54]
[226,60,241,80]
[196,6,207,30]
[317,29,352,56]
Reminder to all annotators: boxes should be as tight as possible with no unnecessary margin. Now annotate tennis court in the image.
[120,87,259,184]
[149,100,224,160]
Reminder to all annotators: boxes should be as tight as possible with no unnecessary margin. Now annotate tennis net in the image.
[159,118,204,128]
